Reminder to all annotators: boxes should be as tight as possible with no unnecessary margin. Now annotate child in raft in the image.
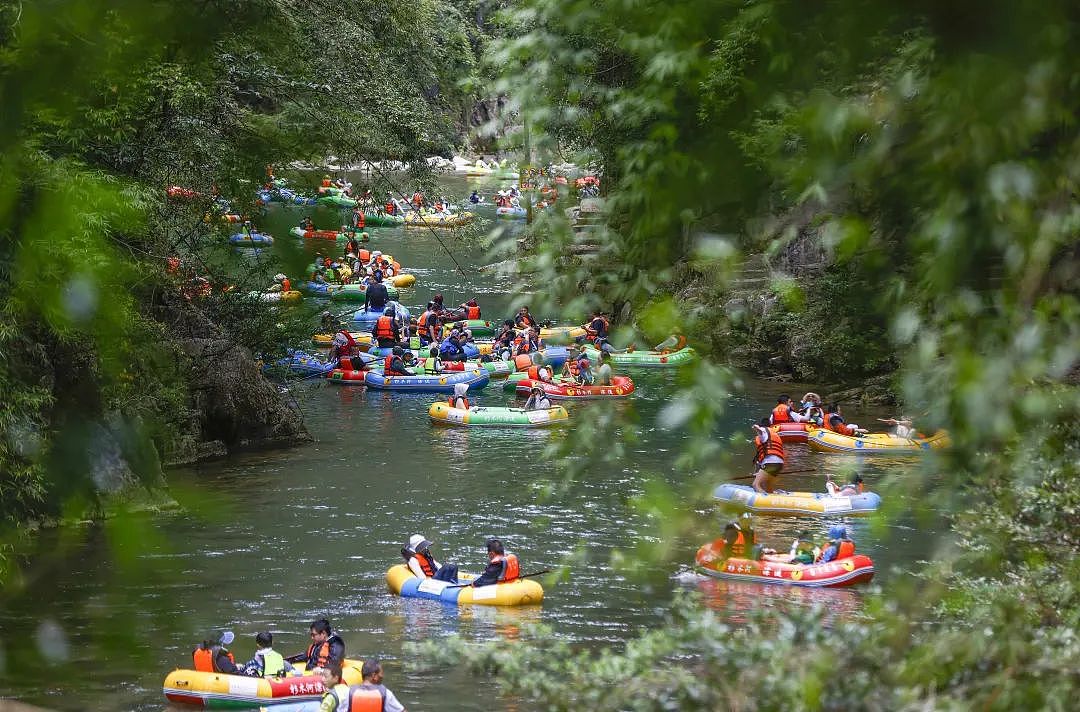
[825,473,865,496]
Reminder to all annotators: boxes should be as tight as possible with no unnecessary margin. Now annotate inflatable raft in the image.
[272,350,335,376]
[163,660,363,707]
[441,320,495,337]
[386,564,542,606]
[317,193,357,208]
[774,422,810,443]
[229,232,273,246]
[312,331,374,349]
[539,325,587,344]
[712,483,881,516]
[289,227,347,241]
[362,212,406,227]
[428,402,568,427]
[807,429,951,454]
[515,375,635,400]
[581,344,696,367]
[249,290,302,304]
[363,368,490,393]
[403,212,475,228]
[496,206,527,219]
[695,541,875,588]
[300,282,399,302]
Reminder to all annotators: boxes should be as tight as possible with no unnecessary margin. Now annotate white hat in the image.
[454,382,469,396]
[274,273,286,281]
[407,534,432,552]
[219,631,235,646]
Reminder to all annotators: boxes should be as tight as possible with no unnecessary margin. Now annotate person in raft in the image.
[751,418,785,494]
[349,659,408,712]
[239,631,291,678]
[402,533,459,583]
[472,538,520,587]
[594,351,614,386]
[825,473,865,497]
[769,394,810,425]
[823,403,867,436]
[372,306,401,349]
[524,385,552,411]
[716,515,757,559]
[192,630,241,674]
[817,525,856,563]
[286,618,345,672]
[318,662,351,712]
[879,416,919,438]
[384,346,414,376]
[449,382,470,409]
[514,305,539,330]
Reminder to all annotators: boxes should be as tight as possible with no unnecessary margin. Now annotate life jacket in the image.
[383,354,405,375]
[826,414,851,435]
[465,305,480,319]
[754,427,785,464]
[281,277,291,292]
[192,645,234,673]
[513,337,531,354]
[448,395,469,409]
[492,553,520,582]
[417,311,437,337]
[412,192,422,206]
[323,682,352,712]
[337,330,357,352]
[726,531,748,557]
[836,539,855,559]
[305,637,339,669]
[353,211,365,227]
[257,649,286,678]
[322,179,332,187]
[374,316,395,340]
[513,354,533,371]
[518,314,538,328]
[591,315,609,336]
[384,202,395,214]
[771,404,792,424]
[349,684,387,712]
[410,550,438,577]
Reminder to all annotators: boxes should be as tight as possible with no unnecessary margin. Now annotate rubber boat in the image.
[267,187,317,205]
[248,290,302,304]
[163,660,364,707]
[539,325,587,344]
[581,344,696,367]
[807,428,951,454]
[514,375,635,400]
[312,331,374,349]
[289,227,348,241]
[363,368,490,393]
[428,402,568,427]
[272,350,335,376]
[440,320,495,337]
[300,282,399,302]
[712,483,881,516]
[348,357,513,378]
[229,232,273,246]
[775,422,810,443]
[496,206,527,219]
[695,540,875,587]
[361,212,406,227]
[317,193,357,208]
[403,211,475,228]
[368,342,482,360]
[385,564,542,606]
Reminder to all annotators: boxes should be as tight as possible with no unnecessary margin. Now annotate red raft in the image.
[514,375,635,400]
[695,539,874,588]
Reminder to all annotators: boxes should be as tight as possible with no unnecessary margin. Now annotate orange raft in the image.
[514,375,635,400]
[695,540,874,588]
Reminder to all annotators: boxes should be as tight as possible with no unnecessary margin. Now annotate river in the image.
[0,175,936,710]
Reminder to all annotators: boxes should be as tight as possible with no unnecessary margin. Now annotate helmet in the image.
[828,525,846,540]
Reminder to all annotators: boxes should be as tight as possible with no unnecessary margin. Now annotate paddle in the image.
[445,569,552,589]
[727,468,819,482]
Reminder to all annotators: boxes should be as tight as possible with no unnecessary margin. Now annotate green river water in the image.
[0,176,938,710]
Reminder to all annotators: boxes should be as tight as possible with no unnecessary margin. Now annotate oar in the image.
[445,569,552,589]
[727,468,820,482]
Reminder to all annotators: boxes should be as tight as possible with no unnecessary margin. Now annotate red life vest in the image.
[354,211,365,227]
[192,646,234,673]
[411,551,437,577]
[322,179,332,187]
[826,415,852,435]
[412,192,422,207]
[448,395,469,409]
[281,277,291,292]
[385,202,395,214]
[514,337,531,354]
[526,365,541,380]
[348,685,386,712]
[771,404,792,424]
[374,317,395,340]
[337,331,357,352]
[492,553,520,582]
[754,427,786,464]
[383,355,396,374]
[465,306,480,319]
[836,540,855,559]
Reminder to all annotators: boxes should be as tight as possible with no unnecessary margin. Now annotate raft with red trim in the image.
[775,422,810,443]
[695,540,874,588]
[163,659,364,707]
[513,375,635,400]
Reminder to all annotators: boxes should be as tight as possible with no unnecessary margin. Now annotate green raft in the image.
[442,319,496,337]
[581,344,696,367]
[310,283,399,302]
[362,212,406,227]
[317,194,358,208]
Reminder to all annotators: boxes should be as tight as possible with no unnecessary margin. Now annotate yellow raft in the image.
[163,659,364,707]
[386,564,543,606]
[807,428,951,454]
[388,273,416,288]
[403,212,475,228]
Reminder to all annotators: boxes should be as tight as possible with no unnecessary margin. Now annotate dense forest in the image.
[2,0,1079,709]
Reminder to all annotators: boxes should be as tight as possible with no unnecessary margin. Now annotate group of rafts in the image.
[697,416,949,589]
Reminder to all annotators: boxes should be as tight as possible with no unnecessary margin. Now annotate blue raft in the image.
[363,368,490,393]
[229,232,274,246]
[712,483,881,516]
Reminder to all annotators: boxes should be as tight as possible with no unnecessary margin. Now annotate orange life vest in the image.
[353,211,365,227]
[417,311,437,336]
[192,646,234,673]
[306,641,333,669]
[411,551,437,577]
[348,685,386,712]
[465,306,480,319]
[385,202,395,214]
[754,427,786,464]
[492,553,520,582]
[526,365,542,380]
[726,531,748,557]
[771,404,792,424]
[826,415,852,435]
[513,354,533,371]
[514,337,531,354]
[448,395,469,409]
[836,540,855,559]
[322,179,332,187]
[281,277,291,291]
[374,316,395,340]
[412,192,422,207]
[383,355,397,374]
